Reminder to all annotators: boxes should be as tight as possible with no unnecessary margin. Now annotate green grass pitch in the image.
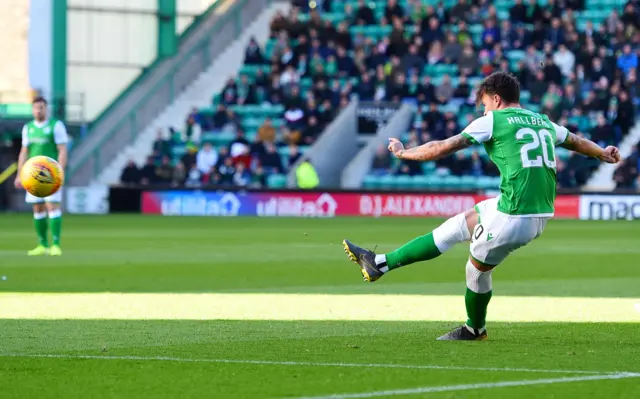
[0,214,639,398]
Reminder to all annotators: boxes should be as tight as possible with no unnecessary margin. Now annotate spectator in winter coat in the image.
[155,156,174,184]
[617,45,638,76]
[553,44,576,77]
[244,37,264,65]
[172,161,186,186]
[140,156,158,185]
[259,142,285,174]
[258,118,276,144]
[196,143,219,175]
[233,163,252,187]
[615,91,636,135]
[120,160,140,185]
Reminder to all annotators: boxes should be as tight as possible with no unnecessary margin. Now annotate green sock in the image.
[384,233,442,270]
[49,212,62,246]
[34,214,48,247]
[465,288,492,330]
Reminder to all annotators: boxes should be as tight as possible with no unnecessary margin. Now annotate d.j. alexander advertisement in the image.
[141,191,582,218]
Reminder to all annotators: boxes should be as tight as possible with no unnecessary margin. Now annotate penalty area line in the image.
[0,353,625,375]
[289,373,640,399]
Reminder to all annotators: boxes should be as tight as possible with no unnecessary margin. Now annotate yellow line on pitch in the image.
[0,293,638,322]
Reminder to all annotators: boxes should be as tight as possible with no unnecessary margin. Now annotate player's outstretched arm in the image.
[560,132,620,164]
[388,134,474,162]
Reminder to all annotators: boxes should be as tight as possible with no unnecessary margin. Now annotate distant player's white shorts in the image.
[25,188,63,204]
[470,197,549,266]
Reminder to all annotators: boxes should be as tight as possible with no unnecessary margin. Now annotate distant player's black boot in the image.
[342,239,384,282]
[437,325,488,341]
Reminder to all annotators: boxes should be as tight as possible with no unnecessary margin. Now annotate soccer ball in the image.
[20,156,64,198]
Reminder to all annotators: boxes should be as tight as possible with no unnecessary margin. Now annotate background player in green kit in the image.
[14,97,69,256]
[343,72,621,341]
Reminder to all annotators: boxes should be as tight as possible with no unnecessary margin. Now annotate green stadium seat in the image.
[378,175,396,190]
[410,175,432,189]
[267,174,287,188]
[439,103,460,114]
[468,24,483,35]
[556,147,570,161]
[507,50,526,63]
[201,131,235,146]
[171,145,187,157]
[394,175,413,190]
[238,65,270,78]
[442,175,462,190]
[229,104,284,118]
[363,175,378,189]
[475,176,495,190]
[349,25,392,39]
[459,175,477,188]
[241,118,284,130]
[424,64,459,77]
[580,10,612,21]
[421,162,437,175]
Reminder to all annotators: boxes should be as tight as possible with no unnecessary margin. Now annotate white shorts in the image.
[470,197,548,266]
[25,188,63,204]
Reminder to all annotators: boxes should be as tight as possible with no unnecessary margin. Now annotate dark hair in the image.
[32,96,47,105]
[475,72,520,106]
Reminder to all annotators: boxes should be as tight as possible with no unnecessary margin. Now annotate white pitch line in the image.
[289,373,640,399]
[0,353,622,375]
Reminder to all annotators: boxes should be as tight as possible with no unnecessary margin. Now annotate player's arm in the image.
[389,113,492,162]
[57,144,68,169]
[54,121,69,169]
[559,132,620,164]
[14,125,29,188]
[389,134,474,161]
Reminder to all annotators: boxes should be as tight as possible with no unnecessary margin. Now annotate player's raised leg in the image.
[27,194,49,255]
[343,208,478,282]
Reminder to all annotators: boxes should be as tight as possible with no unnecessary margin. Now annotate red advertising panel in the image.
[553,195,580,219]
[142,191,581,218]
[142,191,489,217]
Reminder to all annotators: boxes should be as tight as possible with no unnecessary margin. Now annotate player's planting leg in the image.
[48,205,62,256]
[29,206,49,256]
[437,260,492,341]
[465,260,493,331]
[343,211,473,282]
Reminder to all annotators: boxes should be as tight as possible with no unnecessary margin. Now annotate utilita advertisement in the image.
[141,191,582,219]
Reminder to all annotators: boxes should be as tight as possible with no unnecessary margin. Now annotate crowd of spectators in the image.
[119,125,305,187]
[346,0,640,189]
[122,0,640,190]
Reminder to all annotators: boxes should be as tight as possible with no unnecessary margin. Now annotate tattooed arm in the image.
[387,134,474,162]
[560,132,620,163]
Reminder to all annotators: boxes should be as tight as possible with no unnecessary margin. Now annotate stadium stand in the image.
[123,0,640,191]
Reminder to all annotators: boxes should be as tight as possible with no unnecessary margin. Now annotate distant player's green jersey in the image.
[21,119,69,161]
[461,108,569,216]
